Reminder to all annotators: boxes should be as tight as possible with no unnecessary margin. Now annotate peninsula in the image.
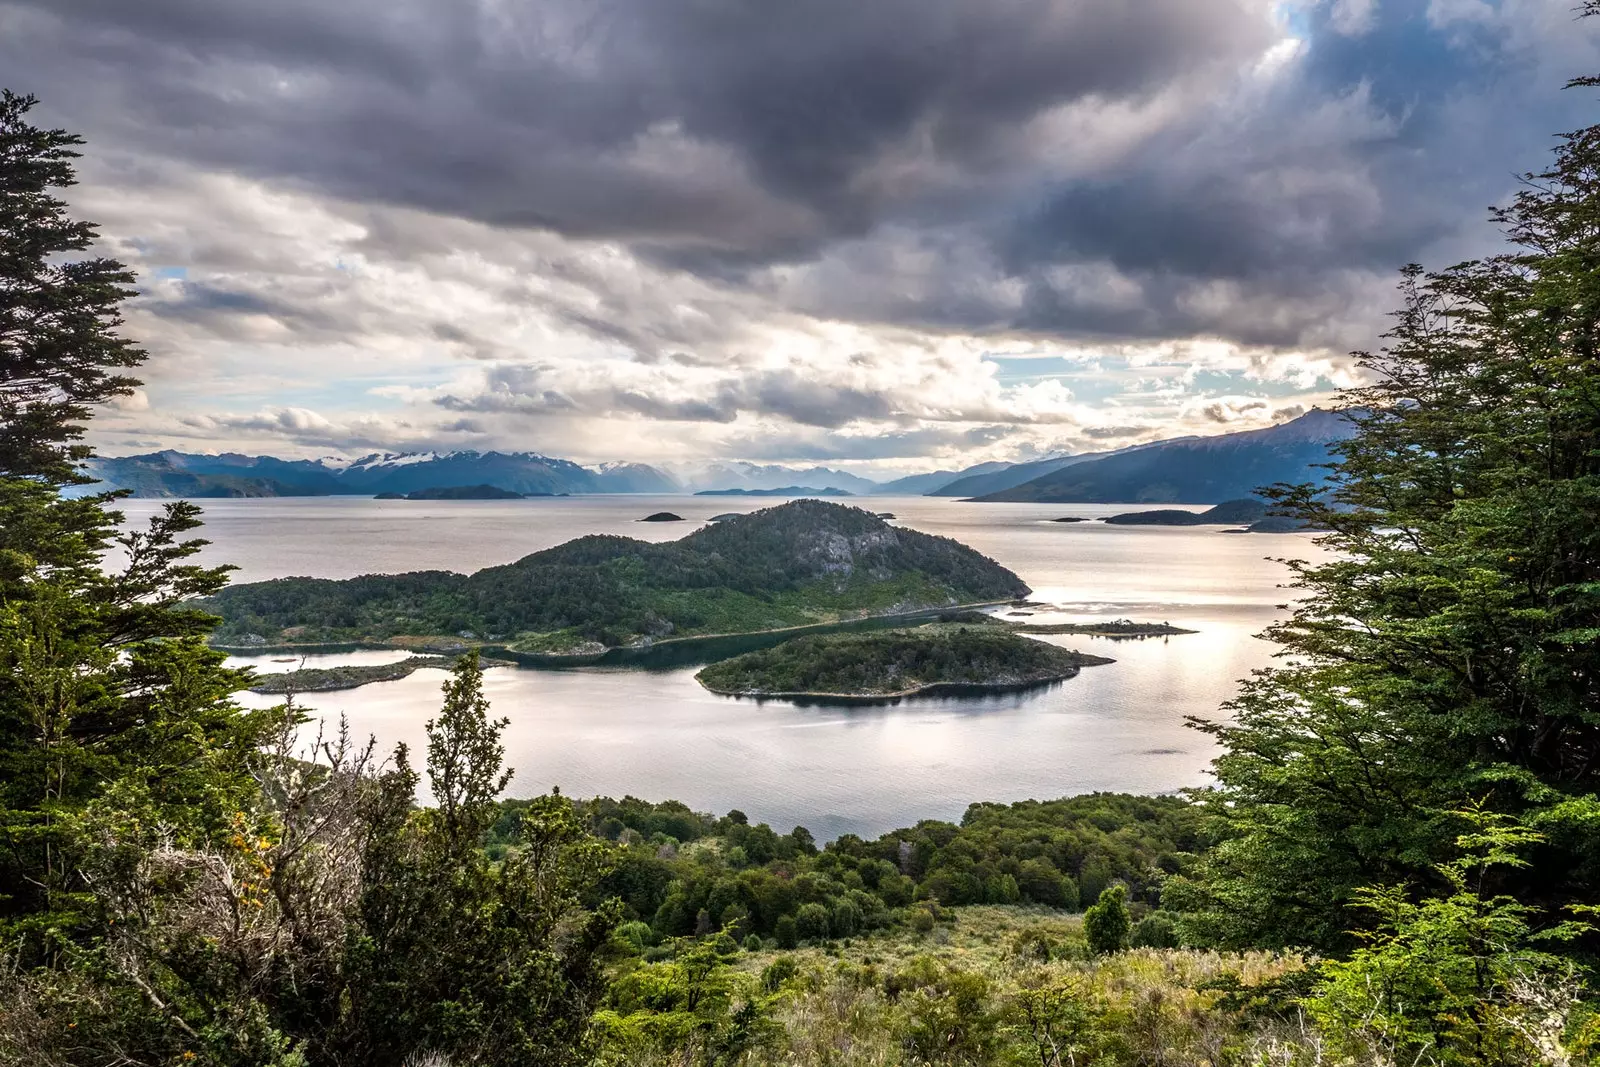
[247,655,457,693]
[375,484,527,500]
[203,501,1030,655]
[694,624,1113,700]
[1010,619,1196,638]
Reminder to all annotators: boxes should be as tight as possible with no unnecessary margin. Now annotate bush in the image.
[761,956,799,993]
[616,921,654,954]
[775,915,799,950]
[1083,885,1130,955]
[831,897,864,938]
[795,902,831,941]
[1129,912,1179,949]
[742,933,763,952]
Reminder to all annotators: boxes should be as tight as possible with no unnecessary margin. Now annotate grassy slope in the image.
[602,907,1308,1066]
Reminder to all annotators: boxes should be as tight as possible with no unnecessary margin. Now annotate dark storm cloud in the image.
[987,0,1600,348]
[2,0,1595,357]
[0,0,1266,260]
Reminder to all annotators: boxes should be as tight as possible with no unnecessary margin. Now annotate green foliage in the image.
[1130,911,1180,949]
[694,623,1109,697]
[342,658,619,1066]
[1083,885,1131,955]
[893,956,999,1065]
[0,91,144,482]
[794,902,831,942]
[522,791,1193,966]
[595,937,782,1067]
[201,499,1029,647]
[1184,72,1600,953]
[1305,809,1596,1066]
[0,90,282,963]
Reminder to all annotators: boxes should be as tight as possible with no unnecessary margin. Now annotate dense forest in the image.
[4,25,1600,1065]
[693,623,1114,697]
[200,500,1029,652]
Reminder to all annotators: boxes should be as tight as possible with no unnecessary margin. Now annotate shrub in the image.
[795,902,831,941]
[761,956,800,993]
[616,921,654,954]
[1129,912,1179,949]
[1083,885,1130,955]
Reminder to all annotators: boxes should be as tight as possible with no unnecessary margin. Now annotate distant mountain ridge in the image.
[81,449,680,498]
[677,461,881,495]
[693,486,854,497]
[971,409,1355,504]
[80,410,1353,500]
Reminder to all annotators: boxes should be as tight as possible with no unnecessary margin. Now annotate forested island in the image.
[203,500,1030,653]
[694,624,1112,700]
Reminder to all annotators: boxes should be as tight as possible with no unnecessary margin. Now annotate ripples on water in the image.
[118,495,1323,840]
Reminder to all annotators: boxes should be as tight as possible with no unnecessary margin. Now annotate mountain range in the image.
[969,408,1355,503]
[80,409,1354,503]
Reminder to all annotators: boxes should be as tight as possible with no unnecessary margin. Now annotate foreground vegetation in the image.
[693,623,1113,698]
[199,500,1028,653]
[6,25,1600,1064]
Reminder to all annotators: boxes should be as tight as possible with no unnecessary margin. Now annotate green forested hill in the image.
[203,500,1030,650]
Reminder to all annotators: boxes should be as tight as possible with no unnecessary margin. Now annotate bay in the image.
[117,495,1321,840]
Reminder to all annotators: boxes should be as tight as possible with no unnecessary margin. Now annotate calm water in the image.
[118,495,1322,840]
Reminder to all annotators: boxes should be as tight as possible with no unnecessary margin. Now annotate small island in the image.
[695,624,1113,701]
[1103,498,1267,526]
[639,511,685,522]
[1050,516,1091,523]
[376,484,525,501]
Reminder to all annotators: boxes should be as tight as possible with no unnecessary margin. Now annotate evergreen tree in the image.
[343,653,619,1066]
[1178,77,1600,950]
[0,91,280,957]
[0,90,144,483]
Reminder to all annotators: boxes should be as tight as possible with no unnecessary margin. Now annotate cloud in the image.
[5,0,1596,469]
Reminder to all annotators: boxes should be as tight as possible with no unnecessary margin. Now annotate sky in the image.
[5,0,1598,476]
